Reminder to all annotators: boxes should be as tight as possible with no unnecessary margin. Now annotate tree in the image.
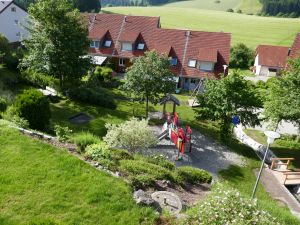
[20,0,90,90]
[104,118,158,152]
[0,35,11,65]
[75,0,101,12]
[196,71,261,139]
[264,57,300,137]
[123,51,176,117]
[230,43,254,69]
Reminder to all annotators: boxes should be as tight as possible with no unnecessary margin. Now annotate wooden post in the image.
[173,103,176,114]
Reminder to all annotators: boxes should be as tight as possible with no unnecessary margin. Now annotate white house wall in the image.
[254,54,262,75]
[0,3,29,42]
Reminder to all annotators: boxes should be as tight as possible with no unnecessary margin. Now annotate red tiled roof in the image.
[290,33,300,58]
[198,49,218,62]
[119,32,140,42]
[86,13,231,79]
[256,45,290,67]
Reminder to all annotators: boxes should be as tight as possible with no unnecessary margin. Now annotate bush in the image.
[185,187,278,225]
[84,143,111,160]
[104,118,158,152]
[21,69,57,88]
[130,174,156,189]
[54,125,72,142]
[14,89,51,130]
[110,148,133,161]
[236,9,242,13]
[119,159,173,181]
[0,97,7,112]
[2,105,29,128]
[139,154,175,170]
[176,166,212,184]
[68,86,116,109]
[71,132,100,152]
[230,43,254,69]
[227,8,234,12]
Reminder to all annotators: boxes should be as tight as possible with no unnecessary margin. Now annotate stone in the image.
[133,190,155,206]
[151,191,182,215]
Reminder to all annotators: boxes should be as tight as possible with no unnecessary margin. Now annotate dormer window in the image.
[137,43,145,50]
[90,40,100,48]
[104,40,112,47]
[199,62,214,71]
[170,57,177,66]
[188,59,196,68]
[11,7,16,12]
[121,42,132,51]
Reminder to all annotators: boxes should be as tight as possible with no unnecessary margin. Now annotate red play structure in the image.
[158,94,193,160]
[158,111,192,160]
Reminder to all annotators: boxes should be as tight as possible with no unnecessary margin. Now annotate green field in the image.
[0,126,156,225]
[164,0,262,14]
[103,6,299,48]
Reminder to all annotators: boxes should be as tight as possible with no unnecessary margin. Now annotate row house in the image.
[86,13,231,90]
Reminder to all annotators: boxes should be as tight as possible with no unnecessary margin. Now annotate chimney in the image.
[288,48,292,56]
[124,16,127,22]
[185,31,191,37]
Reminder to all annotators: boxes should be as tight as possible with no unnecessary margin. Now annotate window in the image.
[90,40,100,48]
[11,7,16,12]
[269,68,277,72]
[119,58,125,66]
[137,43,145,50]
[188,59,196,68]
[14,20,18,25]
[170,57,177,66]
[104,40,112,47]
[199,62,214,71]
[121,42,132,51]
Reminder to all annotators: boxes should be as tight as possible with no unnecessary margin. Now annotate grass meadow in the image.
[103,6,300,48]
[0,127,156,225]
[164,0,262,14]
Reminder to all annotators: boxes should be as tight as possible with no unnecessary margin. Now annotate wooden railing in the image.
[270,158,294,170]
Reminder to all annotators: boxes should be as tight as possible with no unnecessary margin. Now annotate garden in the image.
[1,0,300,224]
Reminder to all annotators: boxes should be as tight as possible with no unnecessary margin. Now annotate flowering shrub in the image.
[104,118,158,152]
[54,125,72,142]
[185,187,279,225]
[84,143,111,160]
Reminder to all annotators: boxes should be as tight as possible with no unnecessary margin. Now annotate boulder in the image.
[133,189,155,206]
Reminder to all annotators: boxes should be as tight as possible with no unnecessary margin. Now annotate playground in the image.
[148,94,245,176]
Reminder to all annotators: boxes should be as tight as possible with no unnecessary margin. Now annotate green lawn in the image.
[103,7,300,48]
[163,0,241,11]
[244,129,300,168]
[0,126,156,225]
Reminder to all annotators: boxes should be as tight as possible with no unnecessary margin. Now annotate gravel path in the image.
[149,126,245,177]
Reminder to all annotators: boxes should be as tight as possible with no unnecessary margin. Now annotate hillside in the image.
[164,0,262,14]
[103,6,299,48]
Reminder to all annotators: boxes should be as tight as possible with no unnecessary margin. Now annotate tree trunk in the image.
[145,95,149,118]
[59,74,63,91]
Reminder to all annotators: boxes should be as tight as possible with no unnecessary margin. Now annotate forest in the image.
[260,0,300,17]
[15,0,101,12]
